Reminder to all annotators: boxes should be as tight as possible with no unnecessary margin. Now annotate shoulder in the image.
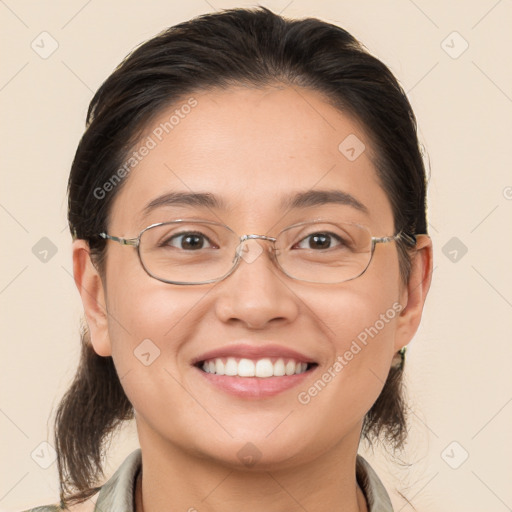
[20,494,97,512]
[20,508,61,512]
[21,450,141,512]
[21,501,96,512]
[356,454,394,512]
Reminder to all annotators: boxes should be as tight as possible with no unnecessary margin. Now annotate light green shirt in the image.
[25,449,394,511]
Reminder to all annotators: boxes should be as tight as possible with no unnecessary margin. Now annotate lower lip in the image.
[194,366,317,399]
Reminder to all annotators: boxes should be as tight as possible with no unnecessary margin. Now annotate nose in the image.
[214,238,300,329]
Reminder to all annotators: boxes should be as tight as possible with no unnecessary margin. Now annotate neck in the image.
[134,423,368,512]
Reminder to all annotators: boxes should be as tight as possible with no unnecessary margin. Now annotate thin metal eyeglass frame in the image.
[98,219,418,285]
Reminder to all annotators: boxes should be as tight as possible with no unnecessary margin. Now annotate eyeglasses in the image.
[98,219,417,285]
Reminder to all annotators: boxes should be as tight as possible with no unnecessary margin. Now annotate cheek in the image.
[306,284,400,385]
[307,260,401,357]
[106,283,198,359]
[295,254,401,410]
[293,288,400,440]
[103,284,209,432]
[102,255,203,396]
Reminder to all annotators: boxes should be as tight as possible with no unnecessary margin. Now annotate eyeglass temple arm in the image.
[98,233,139,246]
[373,232,418,247]
[397,232,417,246]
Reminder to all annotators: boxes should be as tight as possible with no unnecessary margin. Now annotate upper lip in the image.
[191,343,317,366]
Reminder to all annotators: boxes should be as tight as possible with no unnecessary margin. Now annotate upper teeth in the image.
[201,358,308,378]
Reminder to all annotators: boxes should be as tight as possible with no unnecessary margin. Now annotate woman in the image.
[26,6,432,512]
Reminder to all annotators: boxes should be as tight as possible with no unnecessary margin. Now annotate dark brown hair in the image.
[56,6,428,505]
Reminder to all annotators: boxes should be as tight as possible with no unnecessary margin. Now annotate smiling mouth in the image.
[195,357,318,378]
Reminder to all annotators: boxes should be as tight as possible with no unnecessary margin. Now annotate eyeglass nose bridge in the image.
[235,233,278,265]
[239,234,277,243]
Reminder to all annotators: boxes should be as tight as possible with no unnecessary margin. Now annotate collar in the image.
[94,449,393,512]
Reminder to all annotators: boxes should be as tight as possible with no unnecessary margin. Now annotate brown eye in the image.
[295,232,345,250]
[164,232,213,250]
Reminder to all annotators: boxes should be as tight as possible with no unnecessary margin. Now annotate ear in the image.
[72,239,112,357]
[394,235,433,351]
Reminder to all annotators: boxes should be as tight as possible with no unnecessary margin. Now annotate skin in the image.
[73,84,432,512]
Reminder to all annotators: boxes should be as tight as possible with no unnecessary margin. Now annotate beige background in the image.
[1,1,511,511]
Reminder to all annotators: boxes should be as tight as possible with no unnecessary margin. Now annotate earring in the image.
[392,345,407,370]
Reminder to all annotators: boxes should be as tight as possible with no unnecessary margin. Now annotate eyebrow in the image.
[142,192,228,217]
[280,189,369,214]
[142,189,369,217]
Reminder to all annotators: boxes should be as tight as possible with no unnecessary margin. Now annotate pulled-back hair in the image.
[56,6,427,505]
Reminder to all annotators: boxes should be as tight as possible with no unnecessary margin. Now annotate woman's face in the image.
[79,85,425,468]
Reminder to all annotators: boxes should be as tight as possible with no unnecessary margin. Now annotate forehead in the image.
[108,85,394,233]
